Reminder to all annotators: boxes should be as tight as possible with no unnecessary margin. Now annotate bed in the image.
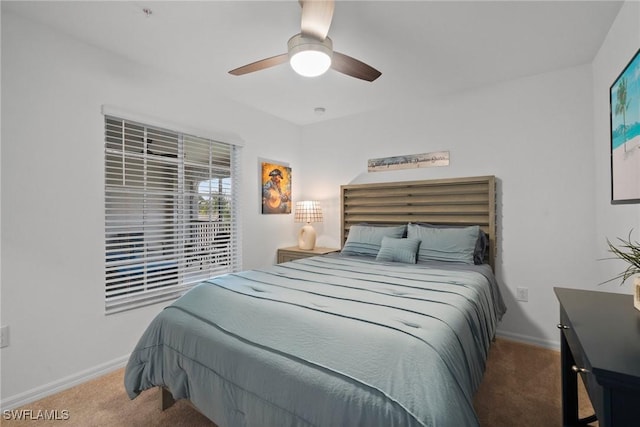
[124,175,506,427]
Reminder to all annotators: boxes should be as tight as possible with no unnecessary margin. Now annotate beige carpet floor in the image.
[2,338,596,427]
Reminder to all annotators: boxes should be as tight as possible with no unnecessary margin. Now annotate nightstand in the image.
[277,246,340,264]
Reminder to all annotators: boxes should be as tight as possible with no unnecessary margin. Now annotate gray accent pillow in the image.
[341,224,407,257]
[407,223,480,264]
[411,222,489,264]
[375,236,421,264]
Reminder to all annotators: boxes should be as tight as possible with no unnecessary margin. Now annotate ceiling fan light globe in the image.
[290,50,331,77]
[288,34,333,78]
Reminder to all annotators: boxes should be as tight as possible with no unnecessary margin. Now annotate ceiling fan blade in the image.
[228,53,289,76]
[299,0,335,41]
[331,52,382,82]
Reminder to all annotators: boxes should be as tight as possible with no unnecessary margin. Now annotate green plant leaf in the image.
[601,230,640,285]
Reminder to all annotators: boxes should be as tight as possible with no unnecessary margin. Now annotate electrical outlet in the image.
[516,287,529,302]
[0,325,9,348]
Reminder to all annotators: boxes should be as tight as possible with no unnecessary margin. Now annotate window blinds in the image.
[104,115,242,314]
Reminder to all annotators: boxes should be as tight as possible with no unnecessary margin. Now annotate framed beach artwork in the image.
[261,162,291,214]
[610,48,640,204]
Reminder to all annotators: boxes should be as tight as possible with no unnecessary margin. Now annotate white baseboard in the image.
[0,355,129,411]
[496,329,560,351]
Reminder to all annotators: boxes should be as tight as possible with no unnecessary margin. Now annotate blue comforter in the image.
[125,254,505,427]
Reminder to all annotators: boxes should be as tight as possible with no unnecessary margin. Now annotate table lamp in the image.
[294,200,323,250]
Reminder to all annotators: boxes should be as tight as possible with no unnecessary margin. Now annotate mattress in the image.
[124,253,506,427]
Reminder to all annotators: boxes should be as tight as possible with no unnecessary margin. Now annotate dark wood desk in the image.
[555,287,640,427]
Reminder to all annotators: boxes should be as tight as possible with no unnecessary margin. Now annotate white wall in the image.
[0,12,301,407]
[301,64,597,349]
[592,0,640,288]
[300,0,640,349]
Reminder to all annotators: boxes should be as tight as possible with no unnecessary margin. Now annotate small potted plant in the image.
[603,230,640,311]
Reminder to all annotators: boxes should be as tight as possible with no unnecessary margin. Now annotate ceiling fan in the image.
[228,0,381,82]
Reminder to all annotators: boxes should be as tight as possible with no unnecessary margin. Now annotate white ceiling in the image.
[3,0,623,126]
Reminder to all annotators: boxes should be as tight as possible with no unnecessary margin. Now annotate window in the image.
[104,115,241,314]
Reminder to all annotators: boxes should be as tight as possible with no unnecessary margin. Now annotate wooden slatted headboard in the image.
[340,175,497,270]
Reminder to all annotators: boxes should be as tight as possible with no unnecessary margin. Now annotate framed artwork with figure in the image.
[261,162,291,214]
[610,48,640,204]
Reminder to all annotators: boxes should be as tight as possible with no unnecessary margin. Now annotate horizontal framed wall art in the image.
[368,151,449,172]
[610,48,640,204]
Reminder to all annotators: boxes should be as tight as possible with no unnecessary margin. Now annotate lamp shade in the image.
[294,201,323,223]
[294,201,322,250]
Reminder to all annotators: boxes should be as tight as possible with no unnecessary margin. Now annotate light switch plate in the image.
[516,287,529,302]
